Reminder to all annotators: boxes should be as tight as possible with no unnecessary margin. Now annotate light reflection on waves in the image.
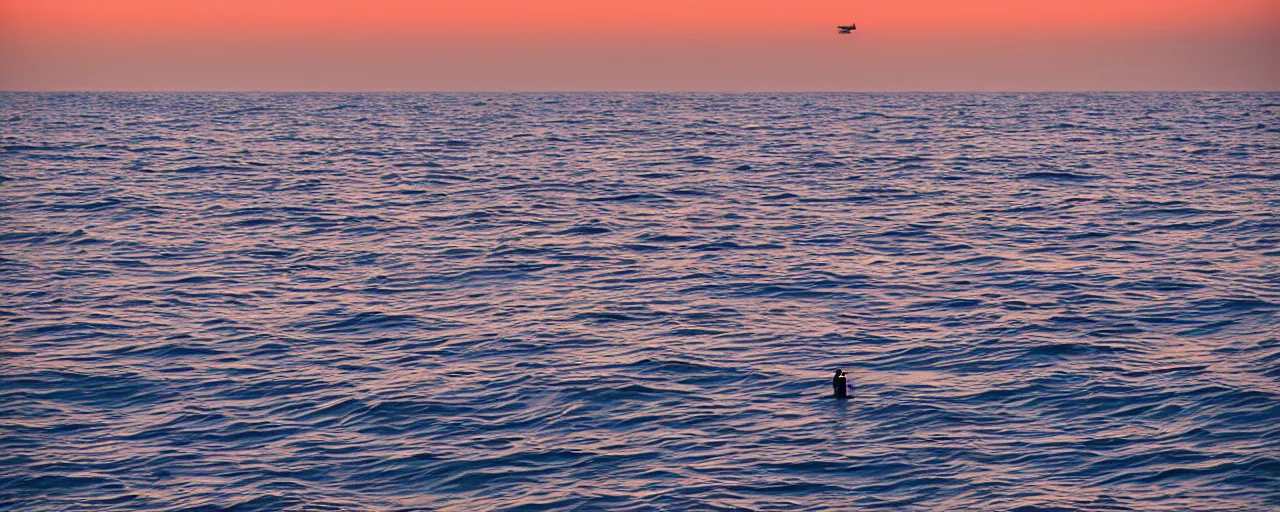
[1,92,1278,511]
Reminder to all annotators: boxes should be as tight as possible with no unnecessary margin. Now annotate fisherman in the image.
[833,369,852,399]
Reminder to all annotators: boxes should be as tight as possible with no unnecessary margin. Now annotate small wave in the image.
[301,311,425,334]
[1019,171,1101,181]
[555,225,612,235]
[582,193,670,202]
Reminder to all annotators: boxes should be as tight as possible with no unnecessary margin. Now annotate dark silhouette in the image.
[838,24,857,34]
[833,369,849,399]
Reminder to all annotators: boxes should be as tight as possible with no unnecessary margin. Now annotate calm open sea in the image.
[2,93,1278,511]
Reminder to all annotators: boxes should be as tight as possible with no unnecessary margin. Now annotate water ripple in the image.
[1,92,1278,511]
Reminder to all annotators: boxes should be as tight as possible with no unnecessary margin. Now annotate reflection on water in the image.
[1,92,1277,511]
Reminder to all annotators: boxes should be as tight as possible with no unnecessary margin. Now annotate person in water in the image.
[833,369,852,399]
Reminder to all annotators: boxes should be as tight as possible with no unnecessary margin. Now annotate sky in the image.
[1,0,1277,91]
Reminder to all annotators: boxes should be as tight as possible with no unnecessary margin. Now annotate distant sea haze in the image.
[1,92,1277,511]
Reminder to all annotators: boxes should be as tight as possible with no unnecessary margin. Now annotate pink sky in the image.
[1,0,1277,91]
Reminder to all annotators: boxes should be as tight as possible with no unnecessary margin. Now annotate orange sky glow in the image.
[2,0,1277,91]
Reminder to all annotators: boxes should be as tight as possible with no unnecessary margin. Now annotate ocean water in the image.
[1,92,1278,511]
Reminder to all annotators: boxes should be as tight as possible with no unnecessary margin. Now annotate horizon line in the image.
[3,89,1278,94]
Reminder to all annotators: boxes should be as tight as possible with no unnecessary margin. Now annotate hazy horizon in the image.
[4,90,1279,93]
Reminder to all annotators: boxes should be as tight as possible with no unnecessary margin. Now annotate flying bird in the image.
[838,24,857,34]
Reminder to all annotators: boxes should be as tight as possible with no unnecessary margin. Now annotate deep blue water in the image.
[1,92,1278,511]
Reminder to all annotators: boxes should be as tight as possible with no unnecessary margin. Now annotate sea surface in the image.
[1,93,1278,511]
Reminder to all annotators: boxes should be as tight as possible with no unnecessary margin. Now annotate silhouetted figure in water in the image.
[833,369,850,399]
